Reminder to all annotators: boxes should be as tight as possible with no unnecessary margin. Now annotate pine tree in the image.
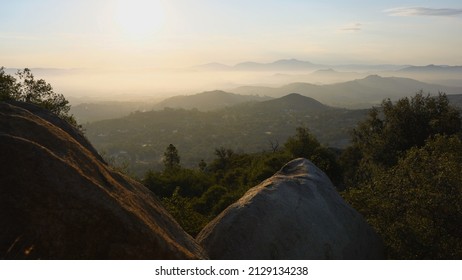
[163,144,180,171]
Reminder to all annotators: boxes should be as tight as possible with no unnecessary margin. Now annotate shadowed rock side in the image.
[197,158,383,259]
[0,102,206,259]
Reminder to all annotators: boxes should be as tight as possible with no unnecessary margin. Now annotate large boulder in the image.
[197,158,383,259]
[0,102,206,259]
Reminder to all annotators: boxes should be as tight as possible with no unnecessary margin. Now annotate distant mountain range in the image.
[71,75,462,123]
[194,59,409,72]
[232,75,462,108]
[194,59,462,88]
[398,65,462,73]
[149,75,462,111]
[234,59,325,71]
[195,58,462,72]
[195,59,325,71]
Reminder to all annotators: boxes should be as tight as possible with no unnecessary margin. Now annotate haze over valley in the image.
[4,60,462,108]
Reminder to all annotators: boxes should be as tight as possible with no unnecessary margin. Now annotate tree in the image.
[268,139,280,153]
[163,144,180,171]
[161,187,208,236]
[284,127,342,185]
[343,92,461,187]
[144,167,213,198]
[194,185,229,216]
[210,147,235,171]
[354,92,460,166]
[198,159,207,171]
[343,135,462,259]
[341,92,462,258]
[0,67,18,100]
[249,152,291,183]
[284,127,320,158]
[0,67,78,127]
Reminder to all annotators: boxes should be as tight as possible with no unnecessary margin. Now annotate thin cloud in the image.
[386,7,462,17]
[339,23,362,32]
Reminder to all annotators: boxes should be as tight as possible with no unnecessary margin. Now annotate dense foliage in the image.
[0,67,78,127]
[143,127,336,236]
[344,135,462,258]
[342,92,462,259]
[342,92,461,187]
[285,127,342,185]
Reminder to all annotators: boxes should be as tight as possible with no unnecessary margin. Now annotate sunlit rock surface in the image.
[197,158,383,259]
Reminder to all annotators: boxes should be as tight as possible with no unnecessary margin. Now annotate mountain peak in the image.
[233,59,323,71]
[363,74,382,80]
[399,64,462,72]
[314,68,337,73]
[274,58,310,64]
[283,92,306,98]
[260,93,328,111]
[280,92,324,103]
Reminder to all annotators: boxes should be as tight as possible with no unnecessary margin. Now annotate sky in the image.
[1,0,462,100]
[1,0,462,69]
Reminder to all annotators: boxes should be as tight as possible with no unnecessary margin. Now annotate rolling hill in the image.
[70,91,271,123]
[152,90,271,111]
[398,64,462,73]
[251,93,329,112]
[232,75,462,108]
[84,94,367,177]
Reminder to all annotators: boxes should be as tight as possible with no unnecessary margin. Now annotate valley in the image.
[79,71,462,178]
[84,93,368,177]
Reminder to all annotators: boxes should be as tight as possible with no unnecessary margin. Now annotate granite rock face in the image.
[0,102,206,259]
[197,158,383,259]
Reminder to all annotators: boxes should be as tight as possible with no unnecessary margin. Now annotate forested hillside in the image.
[85,93,367,176]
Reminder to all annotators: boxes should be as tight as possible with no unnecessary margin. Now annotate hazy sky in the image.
[1,0,462,69]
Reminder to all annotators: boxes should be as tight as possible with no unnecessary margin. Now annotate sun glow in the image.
[114,0,165,39]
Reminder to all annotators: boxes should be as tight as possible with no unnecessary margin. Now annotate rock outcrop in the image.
[0,101,206,259]
[197,158,383,259]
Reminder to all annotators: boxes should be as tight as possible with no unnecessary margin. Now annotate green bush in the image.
[344,135,462,259]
